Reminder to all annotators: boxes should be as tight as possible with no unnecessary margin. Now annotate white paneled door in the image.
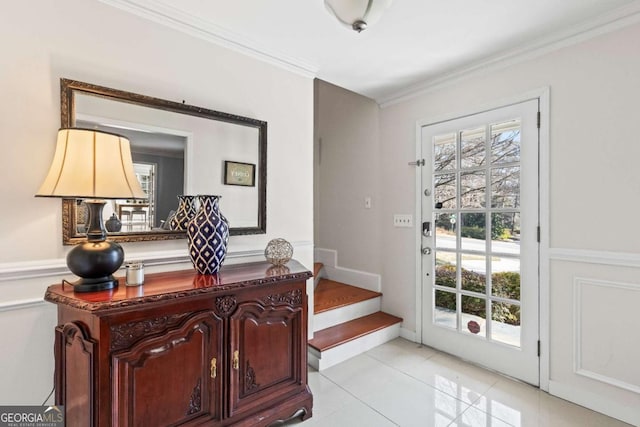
[419,100,540,385]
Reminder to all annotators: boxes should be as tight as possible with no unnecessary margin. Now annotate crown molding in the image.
[98,0,640,108]
[378,1,640,107]
[98,0,318,78]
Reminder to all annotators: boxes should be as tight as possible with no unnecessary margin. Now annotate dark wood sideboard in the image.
[44,260,313,426]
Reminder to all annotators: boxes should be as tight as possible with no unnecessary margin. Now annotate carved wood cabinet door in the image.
[111,311,223,426]
[228,300,305,419]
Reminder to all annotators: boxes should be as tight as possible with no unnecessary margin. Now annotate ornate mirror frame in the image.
[60,78,267,245]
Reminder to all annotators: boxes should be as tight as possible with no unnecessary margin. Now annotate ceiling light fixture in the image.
[324,0,393,33]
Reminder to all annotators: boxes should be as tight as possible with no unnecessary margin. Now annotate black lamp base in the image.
[66,200,125,293]
[71,276,119,293]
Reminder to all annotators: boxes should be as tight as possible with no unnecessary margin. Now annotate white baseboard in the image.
[308,323,401,371]
[399,327,417,343]
[548,380,640,426]
[314,248,381,292]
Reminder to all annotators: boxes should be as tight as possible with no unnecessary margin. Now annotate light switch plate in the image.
[393,214,413,228]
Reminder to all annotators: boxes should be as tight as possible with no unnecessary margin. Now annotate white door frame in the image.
[414,88,550,390]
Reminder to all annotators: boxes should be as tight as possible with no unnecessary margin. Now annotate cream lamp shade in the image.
[324,0,393,32]
[36,128,146,199]
[36,128,146,293]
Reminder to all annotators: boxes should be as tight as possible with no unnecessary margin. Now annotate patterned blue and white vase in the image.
[170,195,197,230]
[187,195,230,274]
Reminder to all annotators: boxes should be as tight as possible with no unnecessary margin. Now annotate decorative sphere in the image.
[264,238,293,266]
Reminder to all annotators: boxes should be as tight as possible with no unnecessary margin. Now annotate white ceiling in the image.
[102,0,640,103]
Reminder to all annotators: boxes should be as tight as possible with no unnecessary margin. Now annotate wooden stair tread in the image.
[313,262,323,278]
[314,279,382,314]
[309,312,402,352]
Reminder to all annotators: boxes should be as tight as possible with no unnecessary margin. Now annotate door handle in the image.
[421,247,432,255]
[232,350,239,370]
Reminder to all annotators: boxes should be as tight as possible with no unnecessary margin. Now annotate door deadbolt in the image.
[421,247,432,255]
[422,222,432,237]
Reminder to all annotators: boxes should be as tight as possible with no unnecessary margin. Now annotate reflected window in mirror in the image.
[76,120,185,233]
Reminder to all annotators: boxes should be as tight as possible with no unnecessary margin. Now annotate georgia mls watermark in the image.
[0,406,64,427]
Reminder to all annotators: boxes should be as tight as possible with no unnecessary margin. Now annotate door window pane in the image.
[435,252,456,288]
[460,127,486,169]
[435,213,457,250]
[435,290,457,329]
[491,301,521,347]
[491,212,520,252]
[461,295,486,338]
[491,167,519,208]
[491,120,521,165]
[461,212,486,252]
[461,254,486,293]
[435,174,456,209]
[491,261,520,301]
[434,133,456,171]
[460,171,486,208]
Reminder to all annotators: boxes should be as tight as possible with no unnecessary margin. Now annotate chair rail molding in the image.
[0,298,50,313]
[549,247,640,268]
[0,241,314,283]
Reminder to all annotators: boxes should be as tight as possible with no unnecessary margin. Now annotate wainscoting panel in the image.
[0,302,57,405]
[574,277,640,394]
[549,252,640,426]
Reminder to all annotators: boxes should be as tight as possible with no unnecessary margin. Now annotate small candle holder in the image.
[125,262,144,286]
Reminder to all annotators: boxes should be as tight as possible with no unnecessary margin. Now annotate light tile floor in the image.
[285,338,632,427]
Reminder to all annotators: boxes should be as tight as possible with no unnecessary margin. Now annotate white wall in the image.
[314,80,381,274]
[0,0,313,404]
[379,22,640,425]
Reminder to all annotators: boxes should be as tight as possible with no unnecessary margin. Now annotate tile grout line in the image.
[317,369,401,426]
[363,349,488,408]
[358,343,524,426]
[317,346,476,426]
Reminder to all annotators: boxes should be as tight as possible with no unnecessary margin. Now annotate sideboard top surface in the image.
[44,260,311,313]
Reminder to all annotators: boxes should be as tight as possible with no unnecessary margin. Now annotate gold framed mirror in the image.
[60,79,267,244]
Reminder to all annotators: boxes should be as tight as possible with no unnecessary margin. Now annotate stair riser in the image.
[308,323,401,371]
[313,297,381,332]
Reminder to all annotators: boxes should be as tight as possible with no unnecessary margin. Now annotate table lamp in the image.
[36,128,146,292]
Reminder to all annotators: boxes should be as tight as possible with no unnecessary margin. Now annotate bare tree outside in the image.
[432,120,523,335]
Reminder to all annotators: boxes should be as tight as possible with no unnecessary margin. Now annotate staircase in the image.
[308,263,402,370]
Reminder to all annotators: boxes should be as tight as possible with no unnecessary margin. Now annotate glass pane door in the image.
[421,100,540,385]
